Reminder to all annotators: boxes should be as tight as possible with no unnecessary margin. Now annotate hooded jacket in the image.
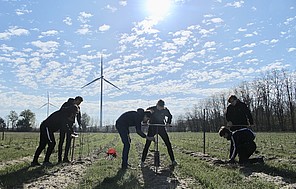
[226,100,254,126]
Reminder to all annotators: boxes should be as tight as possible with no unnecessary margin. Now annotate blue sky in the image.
[0,0,295,126]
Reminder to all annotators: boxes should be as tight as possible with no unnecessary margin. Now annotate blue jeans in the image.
[116,124,131,167]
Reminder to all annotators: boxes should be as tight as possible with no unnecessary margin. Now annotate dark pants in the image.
[116,123,131,167]
[141,126,175,162]
[238,141,256,163]
[32,123,56,163]
[58,125,72,162]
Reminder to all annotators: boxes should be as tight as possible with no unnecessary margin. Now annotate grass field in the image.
[0,131,296,189]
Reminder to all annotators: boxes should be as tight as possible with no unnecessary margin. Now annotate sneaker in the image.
[171,160,178,166]
[43,161,53,166]
[31,161,41,166]
[257,157,264,164]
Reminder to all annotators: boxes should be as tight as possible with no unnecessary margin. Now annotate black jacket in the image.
[60,98,81,126]
[229,128,256,160]
[41,106,77,133]
[147,106,172,124]
[116,111,146,138]
[226,100,253,126]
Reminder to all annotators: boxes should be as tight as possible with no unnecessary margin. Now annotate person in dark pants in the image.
[31,105,78,166]
[225,95,254,131]
[218,126,264,164]
[58,96,83,163]
[141,100,177,167]
[116,108,154,169]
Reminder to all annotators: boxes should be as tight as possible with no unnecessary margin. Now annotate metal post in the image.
[203,109,206,154]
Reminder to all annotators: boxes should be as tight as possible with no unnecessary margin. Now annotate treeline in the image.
[173,69,296,132]
[0,110,36,132]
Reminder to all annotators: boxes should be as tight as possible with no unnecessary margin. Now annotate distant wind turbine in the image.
[39,91,58,117]
[81,55,120,127]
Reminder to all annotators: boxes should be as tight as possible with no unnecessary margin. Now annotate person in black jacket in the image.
[218,126,264,164]
[226,95,254,131]
[31,105,78,166]
[141,100,177,167]
[58,96,83,163]
[116,108,154,169]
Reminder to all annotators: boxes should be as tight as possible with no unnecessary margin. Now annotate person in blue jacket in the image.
[116,108,154,169]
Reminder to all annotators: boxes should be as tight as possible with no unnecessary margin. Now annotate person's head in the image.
[156,99,165,110]
[137,108,151,123]
[228,95,238,106]
[218,126,231,140]
[74,96,83,105]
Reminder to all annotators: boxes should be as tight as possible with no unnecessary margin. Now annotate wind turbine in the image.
[81,55,120,127]
[39,91,58,117]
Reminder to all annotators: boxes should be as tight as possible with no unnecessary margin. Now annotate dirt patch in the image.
[24,158,92,189]
[135,143,201,189]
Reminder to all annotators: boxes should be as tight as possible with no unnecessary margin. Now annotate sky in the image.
[0,0,295,127]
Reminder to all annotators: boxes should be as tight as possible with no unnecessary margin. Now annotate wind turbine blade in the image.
[39,103,48,109]
[81,77,102,88]
[103,78,121,90]
[49,103,58,108]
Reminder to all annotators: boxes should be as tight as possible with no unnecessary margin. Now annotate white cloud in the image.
[15,8,32,15]
[63,17,72,26]
[211,17,223,23]
[288,48,296,52]
[0,44,14,52]
[105,5,117,12]
[237,50,253,57]
[41,30,59,37]
[31,40,59,53]
[0,26,29,40]
[204,41,216,48]
[78,12,93,24]
[76,25,91,35]
[119,1,127,6]
[179,52,196,62]
[99,24,110,32]
[225,1,244,8]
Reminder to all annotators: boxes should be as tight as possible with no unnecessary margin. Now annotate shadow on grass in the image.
[0,164,46,189]
[239,162,296,183]
[93,168,142,189]
[141,165,177,189]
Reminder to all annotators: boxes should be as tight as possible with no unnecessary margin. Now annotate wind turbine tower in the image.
[81,55,120,127]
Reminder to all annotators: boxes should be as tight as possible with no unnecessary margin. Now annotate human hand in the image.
[165,123,172,127]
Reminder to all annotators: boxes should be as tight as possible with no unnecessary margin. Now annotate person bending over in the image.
[116,108,154,169]
[58,96,83,163]
[31,105,78,166]
[218,126,263,164]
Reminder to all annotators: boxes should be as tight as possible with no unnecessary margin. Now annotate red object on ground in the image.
[106,148,117,157]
